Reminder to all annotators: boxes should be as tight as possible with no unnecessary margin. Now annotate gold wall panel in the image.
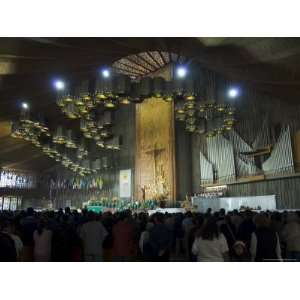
[135,97,176,203]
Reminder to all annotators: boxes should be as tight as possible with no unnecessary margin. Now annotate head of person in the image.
[0,216,12,233]
[197,214,205,227]
[244,210,253,220]
[26,207,34,217]
[153,213,164,225]
[185,211,192,218]
[219,208,226,217]
[201,217,219,240]
[233,209,239,216]
[271,212,282,222]
[253,214,270,229]
[213,211,220,219]
[233,241,247,257]
[65,207,71,214]
[87,211,97,221]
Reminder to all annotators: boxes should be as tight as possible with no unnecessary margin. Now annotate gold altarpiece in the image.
[135,97,176,203]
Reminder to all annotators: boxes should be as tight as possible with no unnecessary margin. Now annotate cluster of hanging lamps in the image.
[11,110,50,148]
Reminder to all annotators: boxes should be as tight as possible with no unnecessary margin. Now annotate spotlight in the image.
[228,87,239,99]
[176,66,187,78]
[102,69,110,78]
[22,102,29,110]
[54,80,65,90]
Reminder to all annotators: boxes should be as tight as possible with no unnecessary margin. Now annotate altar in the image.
[148,207,185,215]
[191,195,276,212]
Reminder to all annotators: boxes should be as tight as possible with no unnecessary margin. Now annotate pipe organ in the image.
[199,151,213,185]
[262,126,294,176]
[207,134,236,183]
[199,125,295,185]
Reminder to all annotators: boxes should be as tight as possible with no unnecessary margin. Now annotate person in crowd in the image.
[20,207,37,261]
[174,213,184,256]
[187,214,204,261]
[112,210,136,261]
[237,210,256,249]
[220,215,237,256]
[182,211,194,259]
[1,217,23,261]
[231,210,243,232]
[52,214,74,261]
[33,217,53,262]
[101,212,114,262]
[192,216,229,262]
[250,214,282,262]
[79,211,108,262]
[281,212,300,262]
[0,216,18,261]
[139,222,154,260]
[205,208,212,218]
[148,213,172,261]
[231,241,250,262]
[4,206,300,263]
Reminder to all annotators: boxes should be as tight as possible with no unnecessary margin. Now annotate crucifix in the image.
[145,143,166,196]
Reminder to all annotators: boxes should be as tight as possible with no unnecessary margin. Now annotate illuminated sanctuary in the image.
[1,38,300,213]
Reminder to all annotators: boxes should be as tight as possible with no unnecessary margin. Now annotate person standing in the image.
[1,218,23,261]
[0,217,17,261]
[148,213,172,262]
[281,212,300,262]
[112,210,136,262]
[33,218,53,262]
[192,217,229,262]
[250,214,282,262]
[79,211,108,262]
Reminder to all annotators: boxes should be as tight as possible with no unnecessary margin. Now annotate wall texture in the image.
[227,176,300,209]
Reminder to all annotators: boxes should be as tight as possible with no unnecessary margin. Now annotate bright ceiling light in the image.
[228,87,239,98]
[102,69,110,78]
[176,66,187,78]
[54,80,65,90]
[22,102,29,110]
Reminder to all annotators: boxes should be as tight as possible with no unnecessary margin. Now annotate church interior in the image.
[1,37,300,212]
[2,37,300,263]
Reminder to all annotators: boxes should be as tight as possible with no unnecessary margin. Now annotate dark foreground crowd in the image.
[1,207,300,262]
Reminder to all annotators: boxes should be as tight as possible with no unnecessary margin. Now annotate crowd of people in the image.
[1,207,300,262]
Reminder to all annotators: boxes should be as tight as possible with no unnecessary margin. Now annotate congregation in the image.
[1,207,300,262]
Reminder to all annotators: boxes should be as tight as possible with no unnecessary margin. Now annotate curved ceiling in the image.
[1,37,300,171]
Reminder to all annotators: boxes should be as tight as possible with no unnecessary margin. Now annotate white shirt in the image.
[192,234,229,262]
[79,221,108,257]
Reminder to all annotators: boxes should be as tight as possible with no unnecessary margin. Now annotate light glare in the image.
[54,80,65,90]
[228,87,239,98]
[102,69,110,78]
[176,66,187,78]
[22,102,29,110]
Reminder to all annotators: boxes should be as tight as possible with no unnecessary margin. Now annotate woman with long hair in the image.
[192,216,229,262]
